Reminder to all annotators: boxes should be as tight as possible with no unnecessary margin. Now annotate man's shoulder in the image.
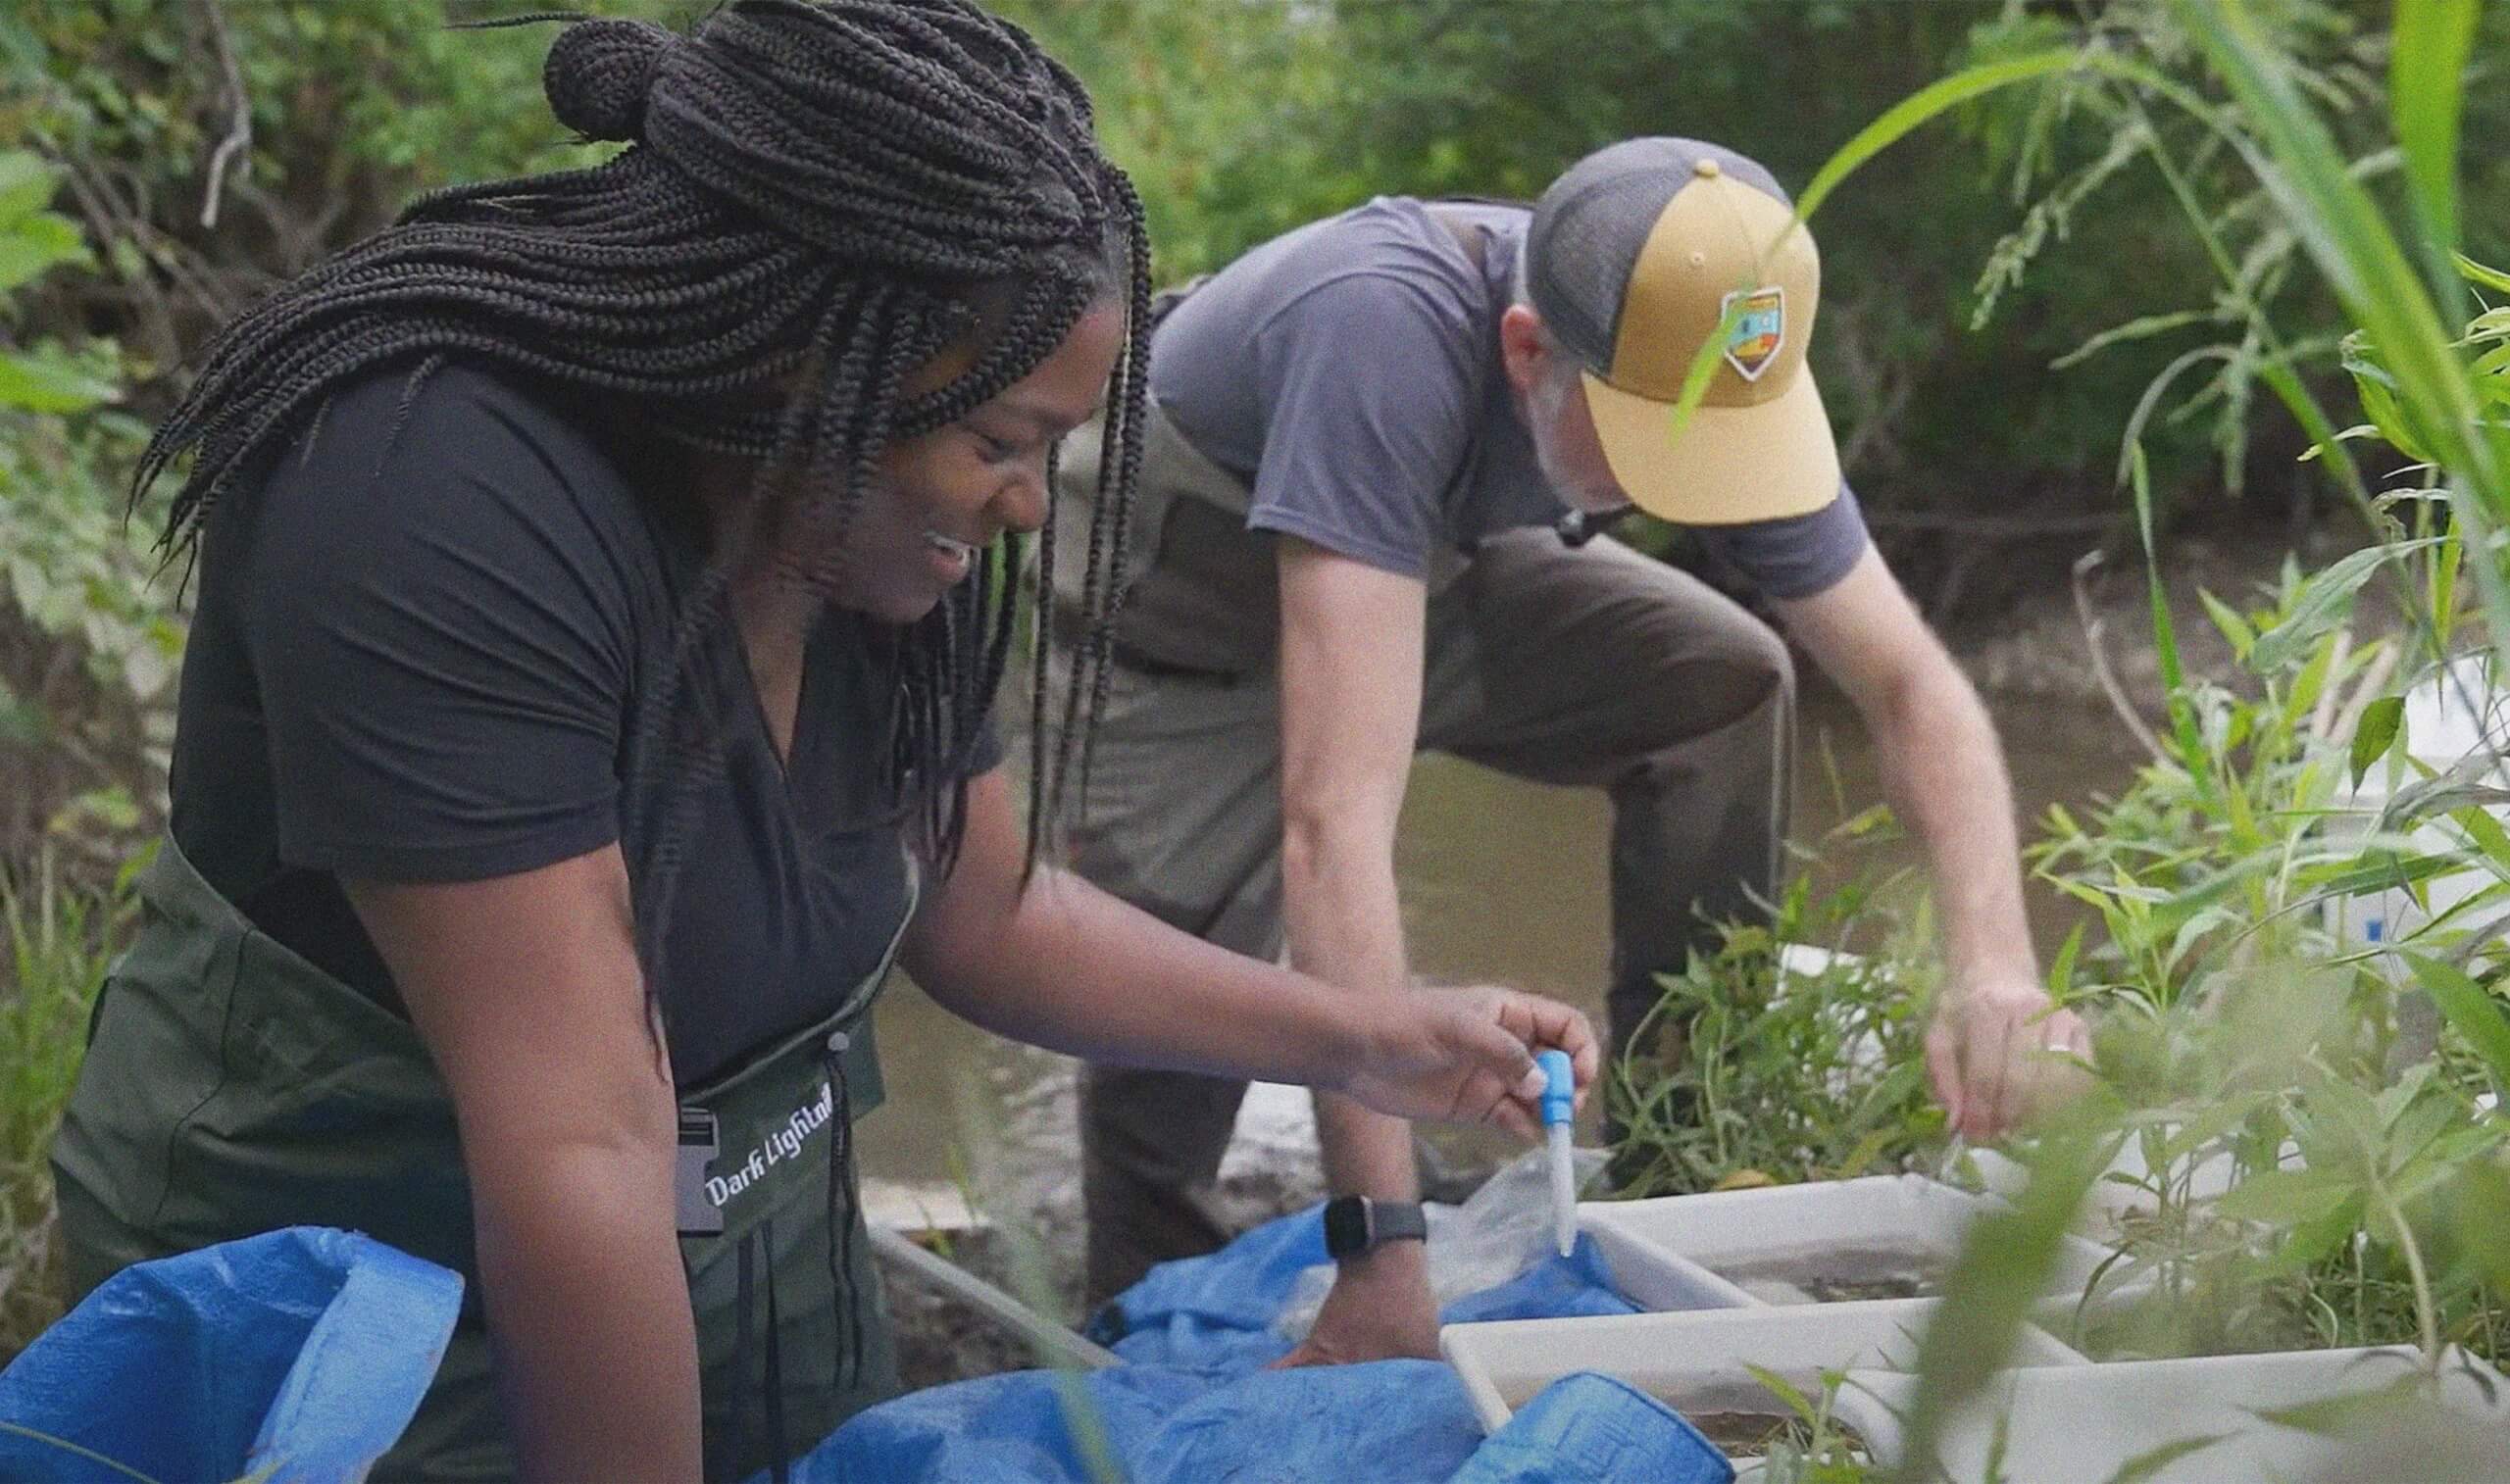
[1188,197,1497,334]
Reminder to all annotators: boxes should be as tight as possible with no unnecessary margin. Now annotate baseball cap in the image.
[1526,137,1840,525]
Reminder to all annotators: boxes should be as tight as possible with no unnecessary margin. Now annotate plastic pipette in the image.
[1537,1048,1576,1258]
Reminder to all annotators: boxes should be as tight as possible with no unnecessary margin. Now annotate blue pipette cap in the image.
[1536,1049,1574,1127]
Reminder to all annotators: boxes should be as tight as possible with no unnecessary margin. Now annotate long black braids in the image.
[133,0,1149,983]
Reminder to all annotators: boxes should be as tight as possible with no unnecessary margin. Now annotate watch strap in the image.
[1323,1195,1428,1259]
[1369,1200,1428,1245]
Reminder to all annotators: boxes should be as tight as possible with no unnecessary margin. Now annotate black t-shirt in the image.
[171,362,986,1085]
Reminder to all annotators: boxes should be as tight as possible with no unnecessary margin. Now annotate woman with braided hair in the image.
[50,3,1594,1479]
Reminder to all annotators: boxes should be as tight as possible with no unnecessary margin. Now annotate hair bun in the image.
[545,18,676,142]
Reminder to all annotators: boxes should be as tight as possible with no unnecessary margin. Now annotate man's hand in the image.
[1780,551,2091,1142]
[1272,1243,1438,1368]
[1335,986,1598,1139]
[1926,975,2094,1140]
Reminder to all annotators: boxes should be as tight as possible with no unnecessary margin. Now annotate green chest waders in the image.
[53,837,916,1482]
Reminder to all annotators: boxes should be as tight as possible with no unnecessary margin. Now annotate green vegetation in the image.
[5,5,2510,1477]
[1585,0,2510,1476]
[0,853,131,1363]
[1594,0,2510,1477]
[1609,818,1946,1198]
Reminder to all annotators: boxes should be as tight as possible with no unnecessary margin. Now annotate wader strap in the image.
[763,1217,788,1484]
[730,1235,755,1474]
[825,1031,861,1392]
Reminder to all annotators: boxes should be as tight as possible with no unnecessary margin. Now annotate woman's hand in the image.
[1335,986,1599,1139]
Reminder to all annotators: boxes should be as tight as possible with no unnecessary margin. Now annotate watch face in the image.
[1322,1196,1370,1259]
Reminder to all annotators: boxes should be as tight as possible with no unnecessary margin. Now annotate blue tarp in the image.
[810,1206,1732,1484]
[0,1209,1726,1483]
[0,1225,462,1484]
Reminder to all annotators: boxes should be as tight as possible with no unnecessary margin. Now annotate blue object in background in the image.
[808,1204,1708,1483]
[0,1226,462,1484]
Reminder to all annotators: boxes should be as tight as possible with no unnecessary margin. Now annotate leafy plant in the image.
[1610,816,1949,1199]
[0,146,169,876]
[1703,0,2510,1475]
[1749,1366,1899,1484]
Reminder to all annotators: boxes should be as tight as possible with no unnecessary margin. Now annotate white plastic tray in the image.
[1581,1173,2128,1314]
[1438,1298,2085,1442]
[1848,1347,2510,1483]
[1582,1216,1758,1311]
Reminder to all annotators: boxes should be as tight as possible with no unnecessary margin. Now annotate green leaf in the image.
[2458,254,2510,296]
[0,1421,165,1484]
[2153,1096,2262,1167]
[2100,1433,2234,1484]
[0,212,91,294]
[2046,919,2084,998]
[2447,804,2510,873]
[1888,1128,2109,1480]
[2446,1159,2510,1293]
[2297,423,2382,462]
[2052,309,2219,371]
[2404,951,2510,1092]
[2254,1191,2367,1274]
[2129,443,2212,792]
[2350,368,2435,465]
[2147,855,2276,938]
[2391,0,2480,253]
[1741,1362,1820,1427]
[2250,1372,2423,1436]
[0,151,59,227]
[2349,695,2405,787]
[0,350,117,413]
[2249,539,2442,672]
[2163,0,2504,524]
[2197,587,2257,659]
[1662,293,1748,462]
[1795,49,2088,224]
[2214,1166,2351,1225]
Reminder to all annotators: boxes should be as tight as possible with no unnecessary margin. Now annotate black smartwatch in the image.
[1322,1195,1429,1261]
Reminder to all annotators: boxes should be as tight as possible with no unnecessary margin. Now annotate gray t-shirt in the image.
[1148,196,1871,600]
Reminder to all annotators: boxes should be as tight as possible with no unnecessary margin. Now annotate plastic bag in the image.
[1277,1144,1611,1340]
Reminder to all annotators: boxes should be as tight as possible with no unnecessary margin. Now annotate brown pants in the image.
[1057,512,1795,1304]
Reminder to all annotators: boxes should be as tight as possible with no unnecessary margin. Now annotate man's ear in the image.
[1498,303,1548,397]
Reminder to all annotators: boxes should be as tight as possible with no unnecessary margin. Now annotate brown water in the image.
[1717,1244,1947,1305]
[856,688,2144,1194]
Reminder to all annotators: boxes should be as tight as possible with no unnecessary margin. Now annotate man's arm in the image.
[1264,535,1441,1363]
[1775,546,2091,1137]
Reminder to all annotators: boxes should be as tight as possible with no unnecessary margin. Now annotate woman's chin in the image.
[835,581,948,627]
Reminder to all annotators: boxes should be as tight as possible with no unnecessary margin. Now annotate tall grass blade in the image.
[0,1422,164,1484]
[1887,1126,2110,1483]
[1796,50,2086,224]
[2165,0,2501,512]
[2129,445,2212,790]
[2100,1433,2233,1484]
[2390,0,2478,263]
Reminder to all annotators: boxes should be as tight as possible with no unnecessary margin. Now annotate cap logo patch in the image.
[1720,285,1785,382]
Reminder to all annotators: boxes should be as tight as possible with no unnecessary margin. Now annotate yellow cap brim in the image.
[1581,366,1842,525]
